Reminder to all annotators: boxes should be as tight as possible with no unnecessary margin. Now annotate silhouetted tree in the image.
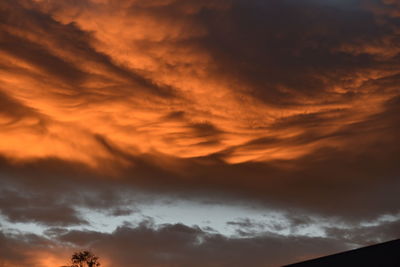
[62,250,101,267]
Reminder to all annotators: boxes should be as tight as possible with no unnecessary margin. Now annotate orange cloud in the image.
[1,1,400,265]
[0,0,399,217]
[1,0,398,174]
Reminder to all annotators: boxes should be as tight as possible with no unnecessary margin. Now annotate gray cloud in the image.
[53,221,347,267]
[325,218,400,246]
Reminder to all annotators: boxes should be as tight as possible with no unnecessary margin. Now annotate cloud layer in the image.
[0,221,348,267]
[1,0,400,265]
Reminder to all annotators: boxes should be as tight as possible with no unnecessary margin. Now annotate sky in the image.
[0,0,400,266]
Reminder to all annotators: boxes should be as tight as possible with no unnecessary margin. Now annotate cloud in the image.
[0,222,345,267]
[2,217,399,266]
[1,0,399,167]
[0,0,400,264]
[0,92,399,225]
[0,189,88,226]
[0,231,67,267]
[49,221,348,267]
[325,217,400,246]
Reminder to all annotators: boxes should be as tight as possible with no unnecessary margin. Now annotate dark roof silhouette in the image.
[282,239,400,267]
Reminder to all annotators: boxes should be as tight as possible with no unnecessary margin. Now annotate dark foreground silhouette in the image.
[61,250,101,267]
[283,239,400,267]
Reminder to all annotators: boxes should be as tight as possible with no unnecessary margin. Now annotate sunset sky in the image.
[1,0,400,266]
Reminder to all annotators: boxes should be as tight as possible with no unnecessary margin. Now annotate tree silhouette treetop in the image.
[61,250,101,267]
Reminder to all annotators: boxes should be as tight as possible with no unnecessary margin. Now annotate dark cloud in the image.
[0,232,36,266]
[108,207,137,217]
[0,221,349,266]
[0,231,60,267]
[226,214,316,236]
[0,189,87,226]
[196,0,399,105]
[53,221,347,267]
[0,156,141,227]
[325,218,400,246]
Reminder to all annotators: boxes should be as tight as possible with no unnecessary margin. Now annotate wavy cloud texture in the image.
[0,0,400,265]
